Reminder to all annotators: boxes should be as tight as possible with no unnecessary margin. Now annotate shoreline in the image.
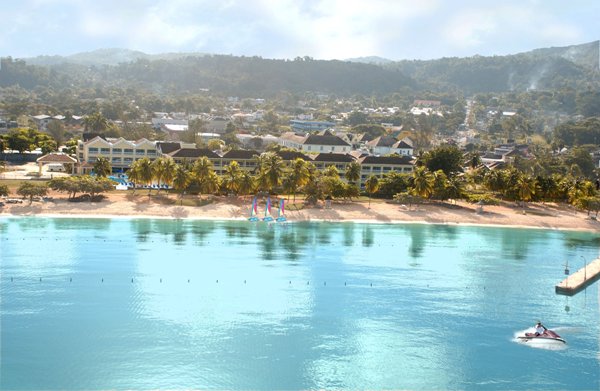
[2,193,599,233]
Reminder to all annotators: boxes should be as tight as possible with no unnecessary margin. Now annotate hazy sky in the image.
[1,0,598,60]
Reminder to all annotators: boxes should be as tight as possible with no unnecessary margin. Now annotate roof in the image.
[222,150,259,160]
[303,134,350,146]
[367,135,396,147]
[37,153,78,164]
[359,155,413,165]
[276,150,312,161]
[156,142,182,154]
[394,140,413,149]
[168,148,220,159]
[312,153,355,163]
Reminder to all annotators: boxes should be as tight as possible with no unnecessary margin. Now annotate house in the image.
[366,136,414,156]
[279,130,351,154]
[166,148,220,165]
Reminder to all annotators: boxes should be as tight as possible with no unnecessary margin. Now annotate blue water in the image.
[1,218,599,390]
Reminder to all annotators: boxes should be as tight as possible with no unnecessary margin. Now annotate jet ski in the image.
[518,327,566,344]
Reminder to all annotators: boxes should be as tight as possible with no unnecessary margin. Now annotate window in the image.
[100,148,110,154]
[135,149,145,155]
[147,150,156,156]
[320,146,324,151]
[124,149,133,155]
[112,148,122,154]
[307,146,312,151]
[124,157,133,163]
[112,157,122,163]
[87,157,97,163]
[88,148,98,153]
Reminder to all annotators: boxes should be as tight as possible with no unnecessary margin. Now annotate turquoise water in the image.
[1,217,599,390]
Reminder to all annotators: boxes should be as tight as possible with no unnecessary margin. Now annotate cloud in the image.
[0,0,596,59]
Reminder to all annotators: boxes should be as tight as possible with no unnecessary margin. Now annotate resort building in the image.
[166,148,221,165]
[219,150,258,174]
[77,136,158,174]
[358,155,414,184]
[311,153,355,173]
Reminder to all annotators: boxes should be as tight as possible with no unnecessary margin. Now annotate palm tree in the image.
[411,166,434,199]
[364,175,379,209]
[160,157,177,196]
[345,161,361,186]
[517,175,536,212]
[323,165,339,178]
[201,171,221,197]
[93,157,112,178]
[129,157,154,194]
[192,156,214,199]
[172,164,191,205]
[288,158,310,202]
[238,171,256,197]
[256,152,284,193]
[83,112,110,133]
[222,161,243,195]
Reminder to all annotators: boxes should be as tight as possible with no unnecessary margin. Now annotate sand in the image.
[1,191,599,233]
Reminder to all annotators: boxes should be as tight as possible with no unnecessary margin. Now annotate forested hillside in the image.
[0,41,598,98]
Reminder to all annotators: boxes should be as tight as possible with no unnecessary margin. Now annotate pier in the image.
[555,257,600,296]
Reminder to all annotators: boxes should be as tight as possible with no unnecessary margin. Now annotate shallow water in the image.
[1,218,599,390]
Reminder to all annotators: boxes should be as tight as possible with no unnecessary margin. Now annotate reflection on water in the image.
[1,218,599,390]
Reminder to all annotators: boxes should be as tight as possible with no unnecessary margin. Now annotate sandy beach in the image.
[1,191,599,232]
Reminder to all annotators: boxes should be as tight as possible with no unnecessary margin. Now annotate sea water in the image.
[1,217,599,390]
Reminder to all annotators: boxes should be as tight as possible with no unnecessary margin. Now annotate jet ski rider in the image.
[534,322,547,336]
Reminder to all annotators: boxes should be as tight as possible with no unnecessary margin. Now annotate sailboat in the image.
[276,198,287,222]
[262,196,274,222]
[248,196,259,222]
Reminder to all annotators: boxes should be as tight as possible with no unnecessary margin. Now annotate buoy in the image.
[39,277,42,282]
[131,278,134,283]
[370,283,372,287]
[244,280,246,284]
[70,278,72,283]
[324,282,326,286]
[11,277,13,282]
[188,279,190,283]
[344,282,346,286]
[216,279,219,283]
[102,278,104,282]
[307,281,310,285]
[160,278,162,283]
[289,280,291,284]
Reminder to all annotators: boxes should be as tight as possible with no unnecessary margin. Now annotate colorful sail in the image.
[248,196,259,221]
[263,196,274,222]
[276,198,287,222]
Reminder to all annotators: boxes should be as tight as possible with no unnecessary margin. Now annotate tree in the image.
[17,182,48,204]
[517,175,536,211]
[411,166,434,199]
[288,158,310,202]
[192,156,215,199]
[128,157,154,194]
[80,176,114,201]
[345,161,361,186]
[222,161,243,195]
[172,164,191,204]
[83,112,110,133]
[0,183,9,197]
[364,175,379,208]
[93,157,112,178]
[151,156,176,194]
[422,145,463,176]
[238,171,256,196]
[46,120,66,147]
[207,138,224,151]
[256,152,284,193]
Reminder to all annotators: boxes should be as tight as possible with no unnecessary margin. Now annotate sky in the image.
[0,0,598,60]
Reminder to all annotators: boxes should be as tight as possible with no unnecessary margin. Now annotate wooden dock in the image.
[555,257,600,296]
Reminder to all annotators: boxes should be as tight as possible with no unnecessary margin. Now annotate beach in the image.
[1,191,598,232]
